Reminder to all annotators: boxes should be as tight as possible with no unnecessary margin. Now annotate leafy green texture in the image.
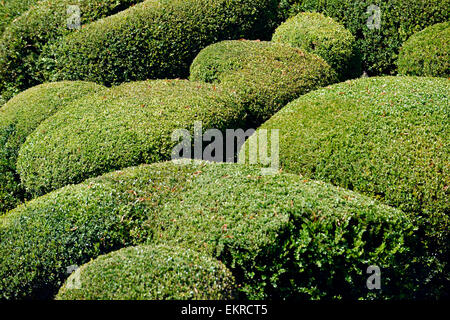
[0,0,38,35]
[240,76,449,298]
[0,81,105,214]
[0,0,143,105]
[0,161,420,299]
[189,40,336,125]
[278,0,450,75]
[17,80,245,197]
[56,245,235,300]
[41,0,279,87]
[272,12,358,80]
[398,22,450,77]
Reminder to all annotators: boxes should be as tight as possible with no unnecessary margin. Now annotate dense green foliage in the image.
[0,81,104,214]
[0,0,38,35]
[398,22,450,77]
[17,80,245,196]
[272,12,358,79]
[190,40,336,124]
[0,0,143,105]
[41,0,279,87]
[56,245,235,300]
[278,0,450,75]
[240,77,449,297]
[0,161,423,299]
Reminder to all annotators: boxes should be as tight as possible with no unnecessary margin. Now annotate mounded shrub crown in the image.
[0,0,38,35]
[56,245,236,300]
[272,12,358,79]
[17,80,245,196]
[398,22,450,77]
[240,76,449,296]
[278,0,450,75]
[0,81,105,214]
[41,0,279,86]
[190,40,337,124]
[0,0,143,104]
[0,161,425,299]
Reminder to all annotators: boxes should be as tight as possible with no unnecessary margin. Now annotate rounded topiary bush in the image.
[0,81,105,214]
[0,161,424,299]
[41,0,279,87]
[0,0,38,35]
[0,0,143,104]
[190,40,336,125]
[17,80,245,196]
[398,22,450,77]
[56,245,235,300]
[240,76,449,296]
[272,12,357,79]
[278,0,450,75]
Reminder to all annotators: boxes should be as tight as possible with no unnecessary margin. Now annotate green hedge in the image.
[0,81,104,214]
[398,22,450,77]
[40,0,279,87]
[278,0,450,75]
[0,0,38,35]
[0,161,426,299]
[189,40,336,125]
[240,76,449,297]
[0,0,143,105]
[56,245,235,300]
[17,80,245,197]
[272,12,358,80]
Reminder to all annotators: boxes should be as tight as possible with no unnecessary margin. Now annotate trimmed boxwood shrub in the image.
[0,0,38,34]
[56,245,235,300]
[240,76,449,297]
[0,161,420,299]
[41,0,279,87]
[189,40,336,125]
[398,22,450,77]
[0,81,105,214]
[278,0,450,75]
[0,0,143,105]
[17,80,245,197]
[272,12,358,80]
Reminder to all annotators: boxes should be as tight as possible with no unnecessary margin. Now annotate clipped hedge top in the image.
[0,0,143,104]
[272,12,356,79]
[190,40,336,124]
[398,21,450,77]
[0,0,38,34]
[0,81,105,214]
[41,0,279,86]
[240,76,449,289]
[56,245,235,300]
[1,161,417,299]
[279,0,450,75]
[17,79,245,196]
[240,76,449,217]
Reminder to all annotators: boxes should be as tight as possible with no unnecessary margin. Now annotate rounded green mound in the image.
[0,0,38,35]
[0,81,105,214]
[398,22,450,77]
[1,161,423,299]
[279,0,450,75]
[240,76,449,293]
[56,245,235,300]
[190,40,336,125]
[41,0,279,87]
[17,80,245,196]
[272,12,357,80]
[0,0,143,104]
